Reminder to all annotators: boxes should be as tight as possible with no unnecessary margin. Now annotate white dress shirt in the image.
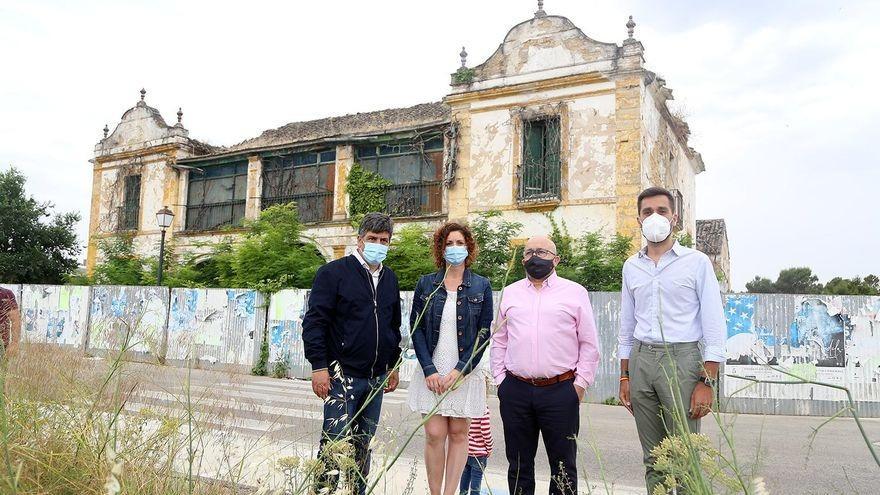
[618,242,726,362]
[351,249,382,291]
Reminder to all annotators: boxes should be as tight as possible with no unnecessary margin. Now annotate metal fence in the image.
[385,181,443,217]
[4,283,879,417]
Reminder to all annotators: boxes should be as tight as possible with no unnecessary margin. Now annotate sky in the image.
[1,0,877,291]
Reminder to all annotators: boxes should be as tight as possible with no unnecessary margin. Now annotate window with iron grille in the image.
[261,149,336,223]
[355,135,444,217]
[519,116,561,202]
[119,174,141,231]
[185,161,248,231]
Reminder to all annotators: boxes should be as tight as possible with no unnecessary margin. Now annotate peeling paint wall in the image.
[20,285,90,347]
[165,288,264,368]
[640,88,698,236]
[88,285,169,359]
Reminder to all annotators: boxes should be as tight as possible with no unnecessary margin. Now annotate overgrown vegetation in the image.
[452,67,476,85]
[0,166,80,284]
[383,224,436,290]
[86,204,325,291]
[346,164,392,227]
[547,214,633,292]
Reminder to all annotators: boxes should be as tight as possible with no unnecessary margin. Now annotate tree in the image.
[824,275,880,296]
[469,211,524,288]
[773,267,823,294]
[91,234,146,286]
[0,167,80,283]
[384,225,436,290]
[547,215,633,292]
[745,276,775,293]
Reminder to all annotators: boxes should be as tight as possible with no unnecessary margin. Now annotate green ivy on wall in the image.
[347,164,392,227]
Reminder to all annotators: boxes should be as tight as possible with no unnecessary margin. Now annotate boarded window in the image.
[261,150,336,223]
[519,117,561,202]
[355,135,443,217]
[186,161,248,231]
[119,174,141,231]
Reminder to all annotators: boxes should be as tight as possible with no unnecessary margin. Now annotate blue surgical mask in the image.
[361,242,388,265]
[444,246,468,266]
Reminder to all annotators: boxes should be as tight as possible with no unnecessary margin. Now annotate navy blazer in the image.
[302,255,402,379]
[410,268,493,376]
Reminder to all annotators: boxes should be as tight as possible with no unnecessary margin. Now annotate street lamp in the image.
[156,206,175,286]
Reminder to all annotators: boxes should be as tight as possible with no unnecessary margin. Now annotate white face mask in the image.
[641,213,672,243]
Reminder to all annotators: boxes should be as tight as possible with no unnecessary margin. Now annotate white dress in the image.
[407,290,487,418]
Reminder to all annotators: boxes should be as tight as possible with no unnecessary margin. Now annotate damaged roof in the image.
[696,219,728,255]
[224,102,450,154]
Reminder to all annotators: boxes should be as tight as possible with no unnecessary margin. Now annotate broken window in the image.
[185,161,248,231]
[119,174,141,231]
[261,149,336,223]
[672,188,684,229]
[519,116,561,202]
[355,135,444,217]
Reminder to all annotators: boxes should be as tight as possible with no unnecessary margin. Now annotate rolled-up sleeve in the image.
[697,257,726,363]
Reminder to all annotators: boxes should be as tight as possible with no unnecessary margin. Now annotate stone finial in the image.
[103,124,109,138]
[460,46,468,68]
[177,107,183,125]
[535,0,546,18]
[626,15,636,39]
[140,88,146,101]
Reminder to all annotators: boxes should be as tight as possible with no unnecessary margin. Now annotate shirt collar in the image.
[351,249,382,274]
[638,241,685,259]
[525,270,558,288]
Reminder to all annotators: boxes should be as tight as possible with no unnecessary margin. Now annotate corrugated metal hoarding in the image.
[87,285,170,360]
[165,288,265,368]
[19,285,91,348]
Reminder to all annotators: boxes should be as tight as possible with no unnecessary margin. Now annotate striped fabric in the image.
[467,407,493,457]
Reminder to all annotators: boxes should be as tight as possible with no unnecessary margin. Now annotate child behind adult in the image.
[459,404,493,495]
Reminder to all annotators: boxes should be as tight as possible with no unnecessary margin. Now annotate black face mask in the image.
[524,256,555,280]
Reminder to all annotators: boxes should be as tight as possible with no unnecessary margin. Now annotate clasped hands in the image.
[425,370,462,394]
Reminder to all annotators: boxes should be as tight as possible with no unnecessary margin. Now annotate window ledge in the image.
[517,199,561,212]
[176,227,248,237]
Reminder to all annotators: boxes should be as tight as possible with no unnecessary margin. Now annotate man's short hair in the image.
[637,187,675,213]
[358,212,394,237]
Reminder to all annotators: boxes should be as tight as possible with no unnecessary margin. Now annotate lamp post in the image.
[156,206,175,286]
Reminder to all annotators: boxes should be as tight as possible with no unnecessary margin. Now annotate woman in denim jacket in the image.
[407,221,494,495]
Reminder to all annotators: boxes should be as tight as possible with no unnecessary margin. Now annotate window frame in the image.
[185,160,249,231]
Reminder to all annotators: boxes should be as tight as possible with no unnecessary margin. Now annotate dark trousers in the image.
[498,377,580,495]
[459,455,489,495]
[317,372,386,495]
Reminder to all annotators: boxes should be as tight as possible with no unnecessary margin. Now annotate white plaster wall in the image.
[468,109,514,209]
[567,93,616,198]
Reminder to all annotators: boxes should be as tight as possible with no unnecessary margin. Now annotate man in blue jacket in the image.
[302,212,402,494]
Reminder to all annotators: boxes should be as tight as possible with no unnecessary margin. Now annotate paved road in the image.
[126,364,880,494]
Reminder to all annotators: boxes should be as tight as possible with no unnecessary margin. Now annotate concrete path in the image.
[121,363,880,494]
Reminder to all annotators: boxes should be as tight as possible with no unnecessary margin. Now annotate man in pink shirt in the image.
[491,235,600,495]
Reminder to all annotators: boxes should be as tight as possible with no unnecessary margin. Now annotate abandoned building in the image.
[87,5,728,277]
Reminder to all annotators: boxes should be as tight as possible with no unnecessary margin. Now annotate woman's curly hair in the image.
[432,222,478,268]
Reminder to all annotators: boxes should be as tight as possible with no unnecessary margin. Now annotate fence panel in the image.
[19,285,91,348]
[87,286,170,360]
[165,288,265,368]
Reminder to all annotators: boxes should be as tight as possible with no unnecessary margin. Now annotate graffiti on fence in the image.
[724,294,880,401]
[20,285,89,347]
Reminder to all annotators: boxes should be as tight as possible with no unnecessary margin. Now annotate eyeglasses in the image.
[523,248,557,259]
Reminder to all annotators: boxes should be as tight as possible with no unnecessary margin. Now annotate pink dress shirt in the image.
[490,272,600,390]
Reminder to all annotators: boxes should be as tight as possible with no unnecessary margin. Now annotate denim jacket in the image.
[410,268,493,377]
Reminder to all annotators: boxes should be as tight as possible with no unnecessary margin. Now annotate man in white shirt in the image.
[617,187,726,492]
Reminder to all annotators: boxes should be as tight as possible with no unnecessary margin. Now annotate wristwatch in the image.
[698,375,717,388]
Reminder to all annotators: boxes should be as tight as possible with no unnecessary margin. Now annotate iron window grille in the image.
[518,116,561,202]
[355,135,444,217]
[261,149,336,223]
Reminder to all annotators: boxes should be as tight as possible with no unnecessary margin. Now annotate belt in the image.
[507,370,575,387]
[634,340,700,353]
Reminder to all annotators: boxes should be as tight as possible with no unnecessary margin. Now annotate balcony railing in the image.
[385,181,443,218]
[262,191,334,224]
